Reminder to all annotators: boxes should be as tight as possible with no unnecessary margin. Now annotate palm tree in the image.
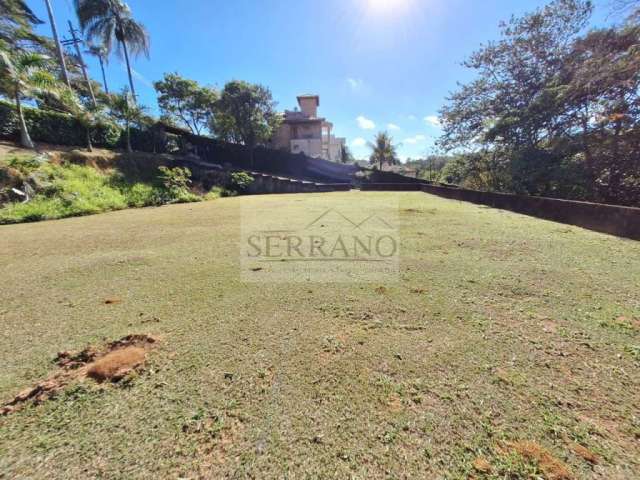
[73,0,149,101]
[60,88,99,152]
[109,89,145,152]
[368,132,399,170]
[0,50,60,148]
[0,0,43,47]
[85,43,109,93]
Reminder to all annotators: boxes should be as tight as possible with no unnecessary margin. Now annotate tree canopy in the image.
[368,132,399,170]
[210,80,280,148]
[154,73,217,135]
[439,0,640,205]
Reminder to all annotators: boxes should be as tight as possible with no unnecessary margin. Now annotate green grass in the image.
[0,157,206,224]
[0,191,639,479]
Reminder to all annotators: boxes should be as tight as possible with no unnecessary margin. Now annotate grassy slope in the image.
[0,191,638,479]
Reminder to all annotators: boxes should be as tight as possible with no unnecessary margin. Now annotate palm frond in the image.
[116,18,150,58]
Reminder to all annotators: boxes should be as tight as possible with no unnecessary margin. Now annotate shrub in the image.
[228,171,254,192]
[6,155,44,175]
[123,182,162,208]
[156,166,200,203]
[204,187,224,200]
[0,100,121,148]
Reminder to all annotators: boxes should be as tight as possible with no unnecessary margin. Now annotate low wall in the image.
[423,184,640,240]
[359,183,640,240]
[247,173,350,195]
[361,183,424,191]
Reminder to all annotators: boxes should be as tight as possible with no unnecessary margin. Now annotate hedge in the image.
[0,100,121,148]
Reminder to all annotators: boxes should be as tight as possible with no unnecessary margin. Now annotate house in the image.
[272,95,346,163]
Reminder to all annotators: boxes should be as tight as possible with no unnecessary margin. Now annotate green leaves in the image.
[368,131,399,169]
[74,0,149,60]
[211,80,280,147]
[154,73,217,135]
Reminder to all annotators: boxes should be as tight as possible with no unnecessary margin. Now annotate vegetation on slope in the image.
[0,150,201,224]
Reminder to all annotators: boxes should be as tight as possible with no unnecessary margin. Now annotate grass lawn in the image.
[0,191,639,479]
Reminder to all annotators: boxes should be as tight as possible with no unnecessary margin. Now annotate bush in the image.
[227,171,254,193]
[0,100,121,148]
[157,166,200,204]
[123,182,162,208]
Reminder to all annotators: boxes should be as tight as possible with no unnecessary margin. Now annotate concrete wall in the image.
[247,173,350,195]
[362,182,640,240]
[291,138,323,158]
[298,97,318,118]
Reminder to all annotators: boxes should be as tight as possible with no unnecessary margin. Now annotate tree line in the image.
[0,0,281,156]
[438,0,640,207]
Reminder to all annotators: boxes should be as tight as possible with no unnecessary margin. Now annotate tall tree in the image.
[439,0,595,197]
[44,0,71,88]
[73,0,150,100]
[368,132,399,170]
[0,49,60,148]
[211,80,280,165]
[85,43,109,93]
[154,73,217,135]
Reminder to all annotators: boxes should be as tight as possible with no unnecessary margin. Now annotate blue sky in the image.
[31,0,614,161]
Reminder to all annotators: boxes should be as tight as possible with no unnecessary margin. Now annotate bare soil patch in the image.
[1,334,156,415]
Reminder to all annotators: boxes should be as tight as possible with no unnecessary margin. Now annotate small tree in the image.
[60,88,101,152]
[368,132,399,170]
[0,50,60,148]
[154,72,217,135]
[109,89,145,152]
[211,80,280,166]
[341,144,355,164]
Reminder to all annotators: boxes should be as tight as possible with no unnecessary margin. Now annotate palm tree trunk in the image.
[125,120,132,153]
[121,39,136,101]
[98,55,109,94]
[86,127,93,152]
[15,93,34,149]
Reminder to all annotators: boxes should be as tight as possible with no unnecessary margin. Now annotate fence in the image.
[161,124,358,183]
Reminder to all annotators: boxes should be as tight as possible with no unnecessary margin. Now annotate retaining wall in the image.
[361,183,640,240]
[247,173,350,194]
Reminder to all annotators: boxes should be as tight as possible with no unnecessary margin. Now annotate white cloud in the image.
[347,77,364,91]
[404,134,427,144]
[351,137,367,147]
[424,115,442,128]
[357,115,376,130]
[387,123,400,131]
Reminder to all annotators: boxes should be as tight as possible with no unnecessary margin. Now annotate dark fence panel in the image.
[161,124,357,183]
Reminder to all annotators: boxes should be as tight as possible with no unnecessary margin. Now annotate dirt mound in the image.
[503,441,573,480]
[1,334,157,415]
[87,347,147,382]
